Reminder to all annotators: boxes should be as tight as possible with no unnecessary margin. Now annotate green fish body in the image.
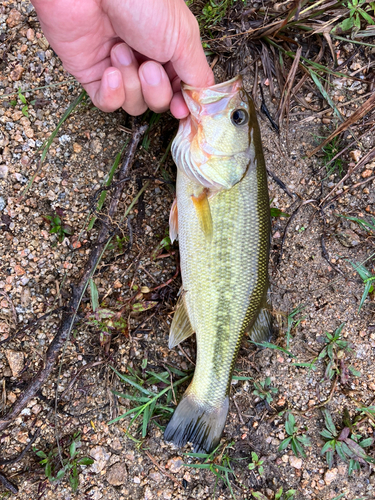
[164,76,272,453]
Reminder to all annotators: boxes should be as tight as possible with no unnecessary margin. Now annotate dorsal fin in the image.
[169,293,194,349]
[191,189,213,242]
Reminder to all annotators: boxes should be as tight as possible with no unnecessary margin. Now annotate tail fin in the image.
[164,393,229,453]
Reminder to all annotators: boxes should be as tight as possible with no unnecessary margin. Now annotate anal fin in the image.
[191,189,213,242]
[169,293,194,349]
[248,285,273,343]
[169,198,178,243]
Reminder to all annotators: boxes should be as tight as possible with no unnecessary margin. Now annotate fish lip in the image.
[181,75,242,92]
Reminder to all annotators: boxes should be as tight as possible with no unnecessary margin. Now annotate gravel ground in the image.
[1,1,375,499]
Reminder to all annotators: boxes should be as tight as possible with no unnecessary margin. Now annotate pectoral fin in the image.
[169,293,194,349]
[169,198,178,243]
[191,189,213,241]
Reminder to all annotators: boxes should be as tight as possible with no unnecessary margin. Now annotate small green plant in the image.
[34,433,94,491]
[285,304,305,349]
[108,365,192,438]
[348,260,375,313]
[185,441,244,499]
[10,87,34,116]
[270,197,290,218]
[320,408,375,475]
[339,214,375,234]
[317,323,359,382]
[151,229,172,259]
[320,135,344,178]
[339,0,375,35]
[279,413,311,458]
[293,324,360,384]
[248,451,264,476]
[43,209,73,243]
[253,377,278,405]
[252,487,296,500]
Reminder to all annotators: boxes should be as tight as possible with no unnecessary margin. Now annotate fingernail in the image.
[107,70,121,89]
[114,43,133,66]
[142,61,162,86]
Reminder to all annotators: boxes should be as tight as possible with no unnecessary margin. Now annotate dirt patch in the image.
[1,1,375,500]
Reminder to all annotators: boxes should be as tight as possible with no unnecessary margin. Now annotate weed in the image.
[279,413,311,458]
[270,198,290,218]
[252,487,296,500]
[293,324,360,383]
[87,142,128,230]
[320,408,375,474]
[142,111,161,150]
[285,305,305,350]
[108,365,192,438]
[253,377,278,405]
[34,433,94,491]
[348,260,375,312]
[185,441,245,499]
[248,451,264,476]
[43,209,73,243]
[316,323,359,382]
[151,229,172,259]
[339,214,375,234]
[339,0,375,36]
[320,136,344,178]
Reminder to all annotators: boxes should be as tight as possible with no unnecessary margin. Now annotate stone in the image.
[14,265,25,276]
[165,456,183,473]
[349,150,361,162]
[362,169,373,178]
[6,9,24,27]
[89,446,111,473]
[0,197,5,211]
[144,486,154,500]
[0,165,8,179]
[90,138,102,154]
[26,28,35,41]
[324,468,338,485]
[336,230,360,248]
[73,142,82,153]
[10,66,25,81]
[106,462,127,486]
[149,472,162,483]
[289,456,303,469]
[5,350,24,377]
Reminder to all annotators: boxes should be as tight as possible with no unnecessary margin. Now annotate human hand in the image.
[30,0,214,118]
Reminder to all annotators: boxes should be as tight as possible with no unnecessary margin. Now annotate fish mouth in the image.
[181,75,242,94]
[181,75,243,119]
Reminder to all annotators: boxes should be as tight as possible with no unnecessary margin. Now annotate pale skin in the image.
[30,0,215,118]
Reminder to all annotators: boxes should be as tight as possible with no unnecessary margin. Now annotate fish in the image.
[164,75,272,454]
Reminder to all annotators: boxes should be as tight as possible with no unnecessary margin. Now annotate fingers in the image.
[111,43,147,116]
[139,61,173,114]
[83,43,181,116]
[83,67,125,113]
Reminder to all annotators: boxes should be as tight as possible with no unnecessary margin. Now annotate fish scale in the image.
[164,76,272,453]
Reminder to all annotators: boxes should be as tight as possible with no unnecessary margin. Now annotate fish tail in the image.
[164,393,229,454]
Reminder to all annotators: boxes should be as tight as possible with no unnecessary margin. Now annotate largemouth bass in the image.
[164,76,272,453]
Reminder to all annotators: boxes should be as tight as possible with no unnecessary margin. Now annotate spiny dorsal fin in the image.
[169,198,178,243]
[169,293,194,349]
[191,189,213,242]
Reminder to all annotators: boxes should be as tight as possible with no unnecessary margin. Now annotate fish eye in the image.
[231,109,249,127]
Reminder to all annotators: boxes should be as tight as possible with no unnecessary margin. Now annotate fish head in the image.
[172,76,255,191]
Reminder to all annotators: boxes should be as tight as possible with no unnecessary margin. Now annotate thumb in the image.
[171,3,215,88]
